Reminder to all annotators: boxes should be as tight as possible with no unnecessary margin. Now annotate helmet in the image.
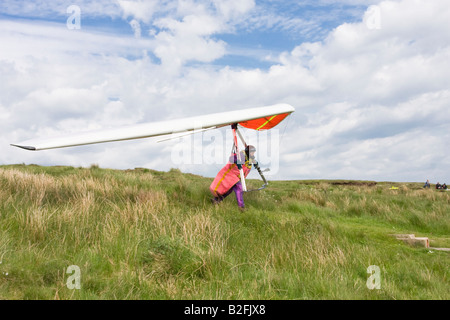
[245,145,256,159]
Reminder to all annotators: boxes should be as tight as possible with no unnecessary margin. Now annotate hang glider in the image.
[11,103,294,192]
[11,103,295,151]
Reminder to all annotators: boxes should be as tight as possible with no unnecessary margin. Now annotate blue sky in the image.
[1,0,450,183]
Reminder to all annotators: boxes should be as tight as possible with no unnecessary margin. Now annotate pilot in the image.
[210,145,256,211]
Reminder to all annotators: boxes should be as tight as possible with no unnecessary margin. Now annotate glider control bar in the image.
[246,163,269,192]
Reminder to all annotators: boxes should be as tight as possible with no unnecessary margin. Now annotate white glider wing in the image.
[11,103,295,151]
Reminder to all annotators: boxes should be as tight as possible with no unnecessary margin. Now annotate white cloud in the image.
[213,0,255,21]
[118,0,160,24]
[0,20,154,64]
[152,14,227,71]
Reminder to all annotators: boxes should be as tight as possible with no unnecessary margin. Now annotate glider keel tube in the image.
[11,103,295,151]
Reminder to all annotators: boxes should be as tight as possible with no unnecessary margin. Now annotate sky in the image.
[1,0,449,183]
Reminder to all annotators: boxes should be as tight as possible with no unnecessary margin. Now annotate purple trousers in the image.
[214,181,245,208]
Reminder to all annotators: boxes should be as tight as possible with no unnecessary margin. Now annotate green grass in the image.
[0,164,448,299]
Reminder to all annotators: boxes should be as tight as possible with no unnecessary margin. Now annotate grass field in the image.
[0,164,448,299]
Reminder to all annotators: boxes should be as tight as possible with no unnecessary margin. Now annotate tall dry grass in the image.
[0,166,449,300]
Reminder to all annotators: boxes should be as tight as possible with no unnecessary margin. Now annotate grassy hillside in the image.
[0,164,448,299]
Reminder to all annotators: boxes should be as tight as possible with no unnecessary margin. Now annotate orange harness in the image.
[210,153,251,197]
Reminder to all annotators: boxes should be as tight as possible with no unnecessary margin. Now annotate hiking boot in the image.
[211,198,220,205]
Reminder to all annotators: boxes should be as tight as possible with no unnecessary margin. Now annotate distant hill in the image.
[0,164,448,300]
